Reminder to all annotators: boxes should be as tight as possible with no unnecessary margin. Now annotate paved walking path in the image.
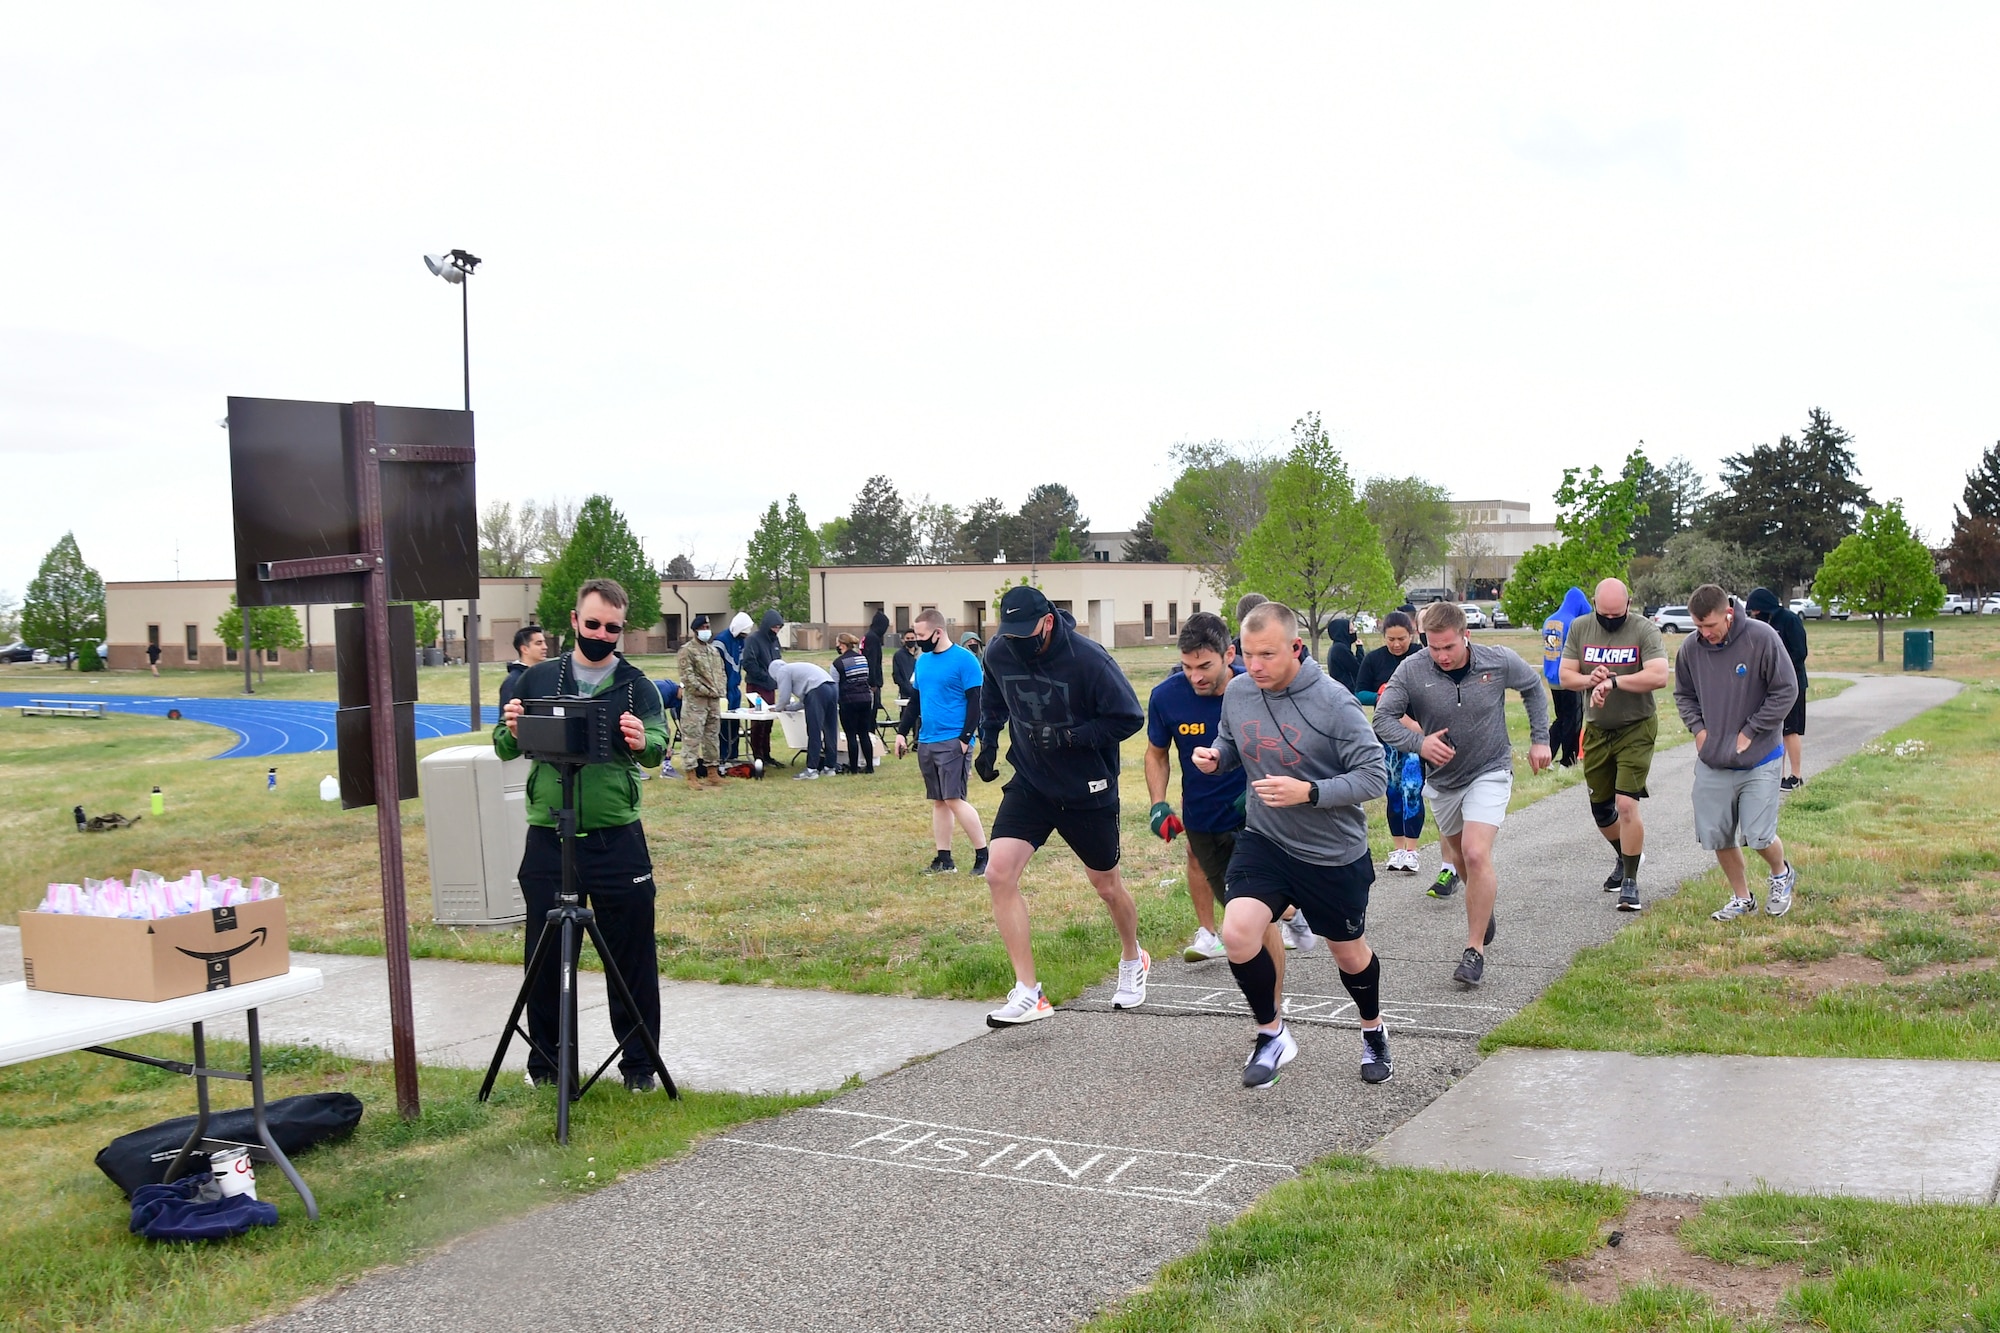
[208,673,1960,1330]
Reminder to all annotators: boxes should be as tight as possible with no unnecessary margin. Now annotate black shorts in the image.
[1784,690,1807,737]
[1184,828,1238,894]
[1223,829,1374,942]
[991,781,1121,872]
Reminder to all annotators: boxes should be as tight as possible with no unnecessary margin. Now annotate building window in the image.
[184,625,198,663]
[894,605,910,633]
[1168,602,1178,635]
[1143,603,1155,639]
[1093,550,1109,562]
[226,642,238,663]
[1191,601,1201,615]
[147,624,160,649]
[863,601,884,628]
[265,648,279,663]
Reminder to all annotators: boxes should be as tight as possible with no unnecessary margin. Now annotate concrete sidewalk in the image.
[242,671,1964,1333]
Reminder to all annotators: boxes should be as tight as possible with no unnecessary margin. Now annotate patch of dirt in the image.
[1554,1196,1804,1319]
[1735,954,1997,994]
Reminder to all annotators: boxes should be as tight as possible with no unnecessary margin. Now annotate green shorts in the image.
[1583,714,1658,803]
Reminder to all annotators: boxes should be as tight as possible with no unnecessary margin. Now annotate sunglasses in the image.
[577,617,624,636]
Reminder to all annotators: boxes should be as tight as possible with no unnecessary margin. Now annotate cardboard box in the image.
[18,899,290,1001]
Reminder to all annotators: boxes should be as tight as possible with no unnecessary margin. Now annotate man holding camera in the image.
[494,578,670,1093]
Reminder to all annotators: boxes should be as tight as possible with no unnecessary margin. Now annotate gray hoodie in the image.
[1672,603,1798,771]
[771,659,833,711]
[1373,642,1550,789]
[1208,656,1385,867]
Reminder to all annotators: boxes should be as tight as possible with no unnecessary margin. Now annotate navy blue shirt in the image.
[1147,667,1247,834]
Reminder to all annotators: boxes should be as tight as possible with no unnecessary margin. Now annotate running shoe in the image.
[922,853,957,875]
[1360,1024,1393,1084]
[1780,774,1804,792]
[1111,948,1152,1009]
[1183,927,1227,962]
[1241,1024,1298,1088]
[1602,850,1625,891]
[1711,894,1758,922]
[986,982,1054,1027]
[1428,867,1460,899]
[972,847,990,877]
[793,767,820,781]
[1767,862,1796,916]
[1617,881,1642,912]
[1280,912,1320,953]
[1452,946,1485,987]
[623,1072,658,1094]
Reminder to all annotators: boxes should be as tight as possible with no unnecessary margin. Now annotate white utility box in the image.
[420,745,531,926]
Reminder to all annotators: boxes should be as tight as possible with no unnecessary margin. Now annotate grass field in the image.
[0,1036,819,1333]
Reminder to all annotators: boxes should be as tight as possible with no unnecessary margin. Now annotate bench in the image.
[19,699,107,718]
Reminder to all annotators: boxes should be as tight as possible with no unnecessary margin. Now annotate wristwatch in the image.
[1306,782,1320,807]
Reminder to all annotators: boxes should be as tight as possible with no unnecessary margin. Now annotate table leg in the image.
[246,1009,319,1220]
[162,1020,213,1184]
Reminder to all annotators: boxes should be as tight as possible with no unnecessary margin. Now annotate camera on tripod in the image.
[513,695,627,765]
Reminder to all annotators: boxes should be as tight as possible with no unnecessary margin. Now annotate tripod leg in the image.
[585,917,679,1099]
[556,911,579,1144]
[480,910,562,1101]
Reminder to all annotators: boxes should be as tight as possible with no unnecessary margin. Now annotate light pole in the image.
[424,249,483,733]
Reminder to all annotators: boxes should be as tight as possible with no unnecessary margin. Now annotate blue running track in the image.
[0,693,495,760]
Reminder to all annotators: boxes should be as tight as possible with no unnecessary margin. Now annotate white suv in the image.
[1652,605,1695,633]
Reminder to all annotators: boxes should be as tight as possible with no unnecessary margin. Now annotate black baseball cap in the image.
[997,585,1054,636]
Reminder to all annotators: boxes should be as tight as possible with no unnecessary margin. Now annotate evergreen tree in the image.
[1120,508,1172,562]
[21,533,105,672]
[534,496,662,644]
[1962,441,2000,520]
[1943,510,2000,602]
[1707,409,1871,594]
[1014,484,1089,564]
[841,475,915,564]
[956,497,1015,563]
[1050,527,1085,562]
[1623,451,1707,558]
[1811,501,1946,662]
[664,553,697,580]
[731,495,819,622]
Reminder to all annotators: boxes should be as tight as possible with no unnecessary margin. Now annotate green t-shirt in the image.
[1562,615,1666,728]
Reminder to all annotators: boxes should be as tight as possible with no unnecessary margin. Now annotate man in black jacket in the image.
[739,608,785,765]
[1745,587,1810,790]
[976,586,1149,1026]
[497,625,548,711]
[862,610,891,713]
[890,628,919,706]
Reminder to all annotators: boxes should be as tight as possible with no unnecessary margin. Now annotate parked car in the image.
[1458,603,1487,629]
[1404,587,1455,605]
[1652,605,1696,633]
[1826,601,1850,620]
[1943,595,1977,615]
[1351,611,1378,634]
[0,641,35,663]
[1490,607,1511,628]
[1789,598,1824,620]
[1984,598,2000,615]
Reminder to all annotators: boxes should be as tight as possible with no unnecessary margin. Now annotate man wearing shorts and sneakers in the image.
[1374,600,1551,988]
[977,586,1148,1026]
[1560,578,1669,912]
[1191,602,1389,1087]
[1674,584,1799,921]
[1146,612,1287,975]
[895,608,990,876]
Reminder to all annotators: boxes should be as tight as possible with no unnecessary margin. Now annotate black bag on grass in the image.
[95,1092,363,1197]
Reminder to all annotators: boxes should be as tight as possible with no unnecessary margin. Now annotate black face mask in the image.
[1596,612,1628,633]
[928,634,950,652]
[574,635,617,663]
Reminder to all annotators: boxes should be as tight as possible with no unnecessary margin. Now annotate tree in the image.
[1942,510,2000,601]
[841,475,915,565]
[533,499,581,571]
[909,498,961,564]
[216,594,305,684]
[1014,484,1089,564]
[1963,441,2000,520]
[815,517,852,564]
[664,553,697,580]
[1631,530,1761,607]
[956,498,1014,563]
[1499,452,1648,632]
[1363,476,1459,588]
[535,495,663,645]
[731,495,819,623]
[409,600,443,648]
[1151,440,1277,596]
[0,587,18,642]
[21,533,105,672]
[1121,508,1172,562]
[1812,502,1946,661]
[1707,409,1871,595]
[1236,413,1398,657]
[1624,451,1708,558]
[478,500,541,576]
[1445,529,1498,599]
[1050,527,1086,562]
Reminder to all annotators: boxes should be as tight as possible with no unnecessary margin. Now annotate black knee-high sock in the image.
[1228,948,1280,1026]
[1339,953,1381,1023]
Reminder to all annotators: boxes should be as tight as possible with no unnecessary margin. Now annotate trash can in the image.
[1902,629,1934,672]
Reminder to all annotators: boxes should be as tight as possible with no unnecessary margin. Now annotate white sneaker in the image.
[793,767,820,781]
[1241,1023,1298,1088]
[1280,913,1320,954]
[1183,927,1226,962]
[986,982,1053,1028]
[1111,948,1151,1009]
[1397,849,1420,873]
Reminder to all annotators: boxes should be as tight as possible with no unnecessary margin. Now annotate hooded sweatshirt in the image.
[1324,618,1362,691]
[717,616,748,708]
[771,659,833,711]
[862,611,890,690]
[1207,656,1385,867]
[979,608,1144,808]
[741,608,785,690]
[1673,603,1799,770]
[1372,642,1551,789]
[1744,587,1809,686]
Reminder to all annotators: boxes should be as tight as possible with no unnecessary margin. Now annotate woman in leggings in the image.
[1355,611,1426,872]
[832,633,877,774]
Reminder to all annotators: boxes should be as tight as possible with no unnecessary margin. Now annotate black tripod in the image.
[478,761,677,1142]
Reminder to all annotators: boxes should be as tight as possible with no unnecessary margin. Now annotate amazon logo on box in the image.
[18,900,289,1002]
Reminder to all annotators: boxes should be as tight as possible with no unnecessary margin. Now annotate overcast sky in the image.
[3,3,1994,593]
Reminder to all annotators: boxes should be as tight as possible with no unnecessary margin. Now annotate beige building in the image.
[804,562,1222,648]
[1416,499,1560,597]
[105,577,736,672]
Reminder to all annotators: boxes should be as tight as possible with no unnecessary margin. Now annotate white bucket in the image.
[209,1145,258,1199]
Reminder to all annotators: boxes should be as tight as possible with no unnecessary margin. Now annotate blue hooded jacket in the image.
[1541,587,1593,685]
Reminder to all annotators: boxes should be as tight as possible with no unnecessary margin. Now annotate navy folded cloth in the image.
[130,1173,279,1241]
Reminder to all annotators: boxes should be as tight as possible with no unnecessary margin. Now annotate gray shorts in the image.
[1693,761,1782,851]
[917,740,969,802]
[1424,769,1512,837]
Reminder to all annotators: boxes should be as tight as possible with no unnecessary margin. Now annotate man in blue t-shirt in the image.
[894,607,991,875]
[1146,614,1288,983]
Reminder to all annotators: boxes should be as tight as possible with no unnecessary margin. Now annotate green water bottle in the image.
[150,786,164,816]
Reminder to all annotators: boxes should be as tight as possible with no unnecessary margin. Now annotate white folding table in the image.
[0,968,326,1219]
